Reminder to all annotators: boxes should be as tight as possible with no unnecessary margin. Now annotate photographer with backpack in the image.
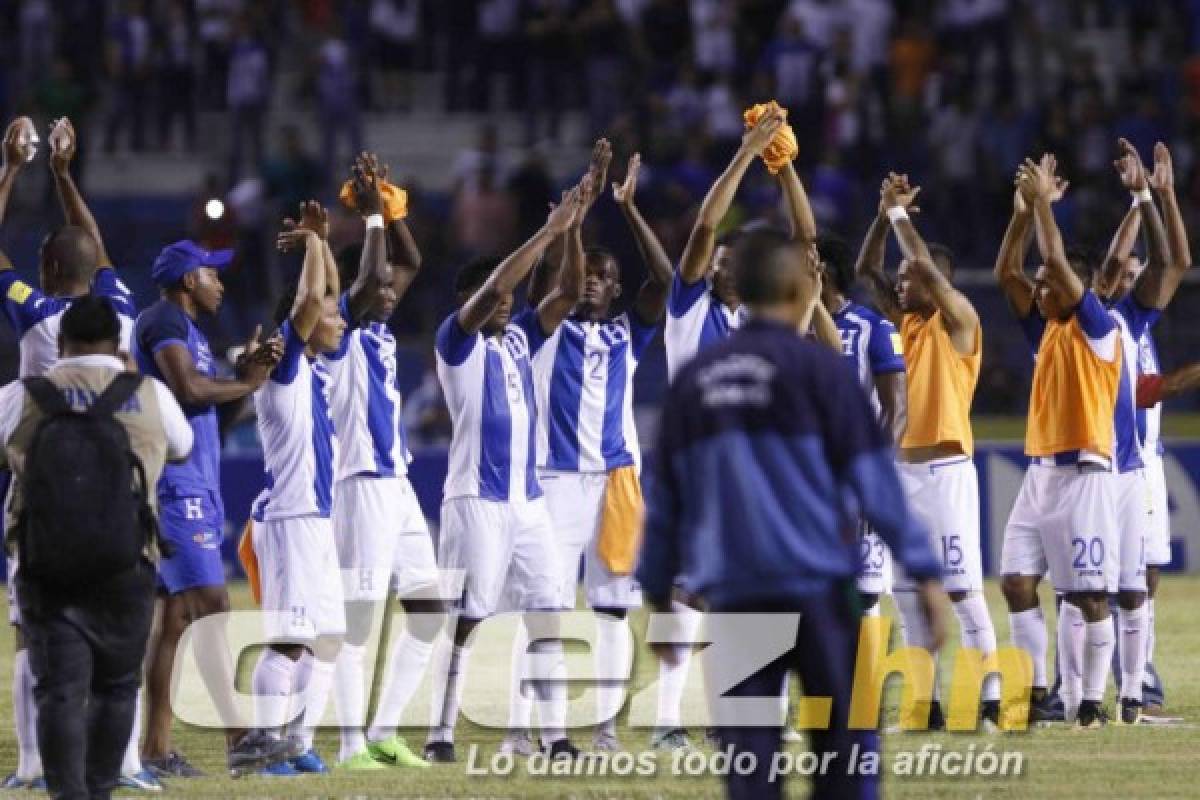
[0,295,192,800]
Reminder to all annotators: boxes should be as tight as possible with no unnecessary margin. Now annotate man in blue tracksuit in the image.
[637,228,946,800]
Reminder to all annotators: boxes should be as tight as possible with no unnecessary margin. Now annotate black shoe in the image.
[228,731,291,773]
[545,738,582,760]
[980,699,1000,729]
[1077,700,1109,728]
[928,700,946,731]
[1119,697,1143,725]
[144,751,204,778]
[1028,688,1063,725]
[424,741,456,763]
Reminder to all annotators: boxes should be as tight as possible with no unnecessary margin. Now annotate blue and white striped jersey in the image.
[532,311,658,473]
[832,301,904,423]
[1137,327,1164,457]
[1109,296,1160,474]
[1,267,134,377]
[320,294,410,482]
[252,321,336,521]
[435,309,545,503]
[664,272,743,382]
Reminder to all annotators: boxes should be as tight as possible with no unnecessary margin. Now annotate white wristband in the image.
[1134,188,1153,205]
[365,213,385,229]
[886,206,909,225]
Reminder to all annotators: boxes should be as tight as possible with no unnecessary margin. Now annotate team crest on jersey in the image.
[192,530,219,549]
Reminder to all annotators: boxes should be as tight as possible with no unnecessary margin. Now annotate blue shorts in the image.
[157,488,226,594]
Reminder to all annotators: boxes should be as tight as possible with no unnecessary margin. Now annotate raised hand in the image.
[1148,141,1174,191]
[546,184,583,234]
[351,152,384,216]
[3,117,35,171]
[741,108,786,158]
[612,152,641,207]
[277,200,328,251]
[48,117,75,174]
[580,138,611,211]
[1113,138,1148,192]
[880,172,921,212]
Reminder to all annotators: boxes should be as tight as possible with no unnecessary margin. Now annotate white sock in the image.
[594,614,632,735]
[283,651,313,741]
[1008,607,1048,688]
[333,643,368,760]
[427,643,469,745]
[1144,597,1157,682]
[14,649,41,780]
[367,631,434,742]
[120,690,144,776]
[953,593,1000,702]
[530,637,567,745]
[1057,602,1087,719]
[780,672,791,728]
[251,648,295,735]
[301,657,337,751]
[1117,605,1148,702]
[506,622,534,732]
[863,602,881,617]
[655,603,702,731]
[893,590,940,702]
[1084,617,1115,703]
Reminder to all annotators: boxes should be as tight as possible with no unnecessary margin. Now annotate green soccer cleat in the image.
[367,735,431,768]
[335,749,388,771]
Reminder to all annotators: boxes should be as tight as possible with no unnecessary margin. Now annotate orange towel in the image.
[338,179,409,222]
[597,465,645,576]
[743,101,799,174]
[237,519,262,605]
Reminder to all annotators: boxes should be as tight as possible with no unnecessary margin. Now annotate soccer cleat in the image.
[651,728,693,752]
[592,730,622,753]
[980,699,1001,732]
[928,700,947,731]
[367,735,430,768]
[498,730,535,757]
[289,748,330,773]
[144,751,204,778]
[1119,697,1143,725]
[782,728,805,743]
[335,749,387,771]
[256,761,300,777]
[545,738,582,760]
[704,728,721,748]
[1076,700,1109,728]
[423,741,457,763]
[118,768,164,791]
[1,773,30,789]
[227,731,292,776]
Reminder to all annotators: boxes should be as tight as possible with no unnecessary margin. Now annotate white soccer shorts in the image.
[540,470,642,610]
[894,457,982,593]
[1111,467,1150,591]
[7,555,18,627]
[252,515,346,641]
[438,495,561,619]
[1143,452,1172,567]
[1001,464,1119,593]
[333,475,439,602]
[856,524,893,596]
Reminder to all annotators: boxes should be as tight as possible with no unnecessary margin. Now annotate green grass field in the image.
[1,578,1198,799]
[973,413,1200,442]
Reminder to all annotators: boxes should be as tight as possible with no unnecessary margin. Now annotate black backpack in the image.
[15,373,160,587]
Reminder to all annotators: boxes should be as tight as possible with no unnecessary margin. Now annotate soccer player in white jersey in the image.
[0,117,148,790]
[425,179,587,763]
[820,234,906,613]
[320,155,443,771]
[499,148,672,754]
[247,202,347,775]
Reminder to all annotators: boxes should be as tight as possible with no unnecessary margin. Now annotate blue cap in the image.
[151,240,234,288]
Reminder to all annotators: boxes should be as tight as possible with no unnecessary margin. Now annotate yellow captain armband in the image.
[6,280,32,304]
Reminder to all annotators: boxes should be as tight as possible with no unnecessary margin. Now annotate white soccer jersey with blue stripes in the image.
[252,321,337,521]
[532,312,658,473]
[435,309,545,503]
[664,272,743,382]
[320,294,411,481]
[1137,328,1163,456]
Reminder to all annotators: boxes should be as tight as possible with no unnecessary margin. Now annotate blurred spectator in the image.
[690,0,736,77]
[451,164,516,258]
[19,0,55,86]
[369,0,421,110]
[476,0,522,111]
[261,125,321,217]
[103,0,152,153]
[507,148,556,240]
[402,366,452,446]
[522,0,574,145]
[454,123,511,192]
[640,0,692,86]
[787,0,845,50]
[443,0,478,112]
[316,27,365,181]
[664,66,706,136]
[197,0,240,109]
[226,17,270,181]
[577,0,629,137]
[155,0,198,151]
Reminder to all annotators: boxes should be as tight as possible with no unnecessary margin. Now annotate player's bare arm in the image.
[48,118,111,269]
[993,178,1038,318]
[536,174,594,332]
[1021,155,1085,306]
[812,276,841,352]
[359,151,423,299]
[0,118,33,270]
[1113,138,1174,310]
[1098,202,1141,298]
[855,174,915,325]
[346,154,390,322]
[1149,140,1192,274]
[457,184,582,335]
[778,160,816,246]
[276,201,329,342]
[678,109,783,285]
[875,371,908,447]
[614,153,672,323]
[884,176,980,352]
[154,325,278,407]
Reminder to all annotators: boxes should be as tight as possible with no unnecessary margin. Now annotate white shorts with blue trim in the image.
[856,525,893,596]
[894,457,982,593]
[1143,452,1172,567]
[1112,467,1150,591]
[253,515,346,641]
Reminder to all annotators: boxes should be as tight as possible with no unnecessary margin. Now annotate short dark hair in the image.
[60,293,119,345]
[731,227,801,304]
[816,233,853,293]
[927,242,955,277]
[42,226,99,283]
[584,247,618,275]
[454,256,502,296]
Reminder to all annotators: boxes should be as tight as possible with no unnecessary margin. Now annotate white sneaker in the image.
[592,730,622,752]
[498,730,535,757]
